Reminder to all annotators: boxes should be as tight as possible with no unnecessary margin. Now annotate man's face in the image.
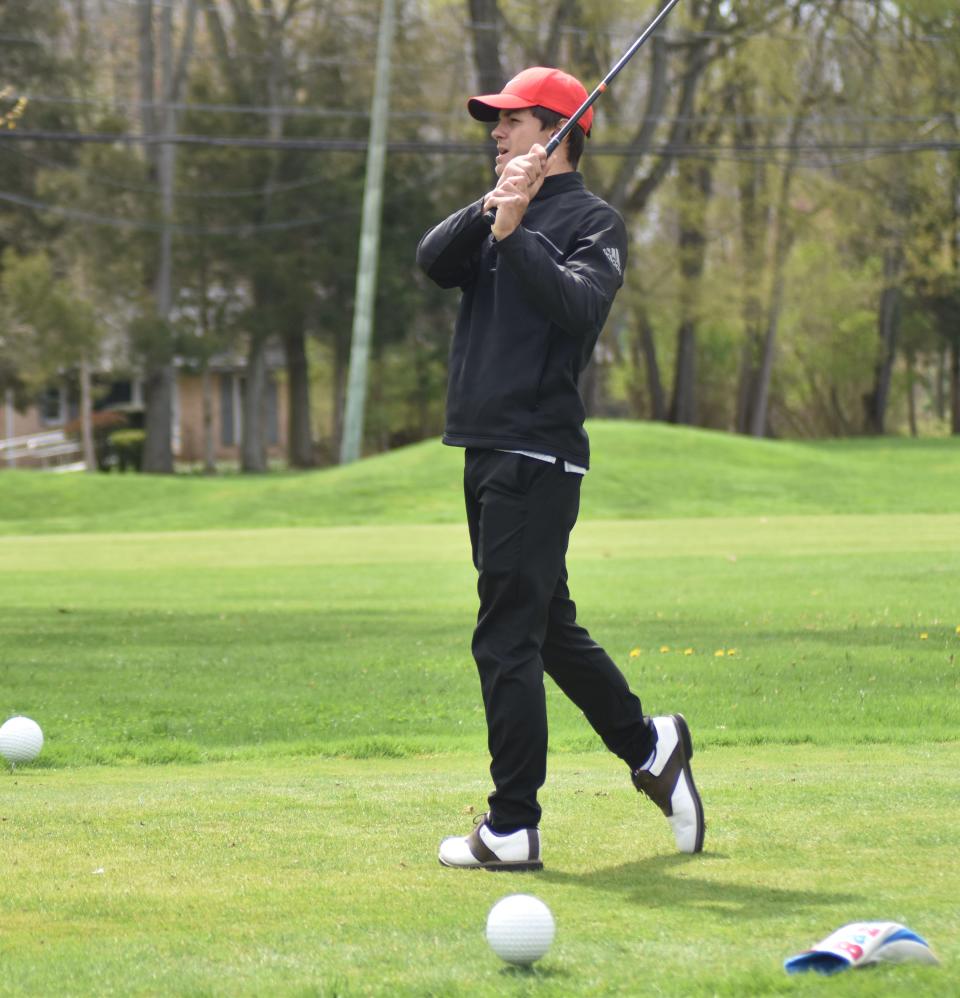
[490,108,554,176]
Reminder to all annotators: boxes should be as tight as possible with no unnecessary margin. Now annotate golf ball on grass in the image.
[486,894,555,966]
[0,716,44,765]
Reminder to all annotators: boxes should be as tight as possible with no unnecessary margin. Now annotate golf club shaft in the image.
[483,0,683,227]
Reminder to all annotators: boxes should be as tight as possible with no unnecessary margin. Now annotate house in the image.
[1,352,289,469]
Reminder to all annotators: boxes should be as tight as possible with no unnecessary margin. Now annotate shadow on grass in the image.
[538,852,862,919]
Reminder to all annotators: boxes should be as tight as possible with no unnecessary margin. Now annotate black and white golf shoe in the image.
[438,813,543,871]
[632,714,705,854]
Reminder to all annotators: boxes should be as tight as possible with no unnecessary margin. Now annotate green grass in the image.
[1,424,958,994]
[1,421,958,534]
[1,515,959,765]
[2,748,957,997]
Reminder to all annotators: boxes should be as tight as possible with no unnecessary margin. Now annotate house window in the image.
[39,385,65,425]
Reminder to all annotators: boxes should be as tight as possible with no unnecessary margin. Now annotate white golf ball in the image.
[0,716,44,765]
[486,894,555,965]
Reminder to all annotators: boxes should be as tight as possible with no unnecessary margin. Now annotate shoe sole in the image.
[672,713,705,853]
[438,858,543,872]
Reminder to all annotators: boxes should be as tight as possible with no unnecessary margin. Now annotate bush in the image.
[65,410,129,471]
[108,429,146,472]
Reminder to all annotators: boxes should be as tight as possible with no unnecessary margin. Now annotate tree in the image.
[0,248,101,468]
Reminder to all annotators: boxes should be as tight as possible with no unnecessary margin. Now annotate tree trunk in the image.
[863,243,903,435]
[747,1,842,438]
[242,336,268,472]
[934,344,946,421]
[905,349,918,438]
[748,126,803,439]
[951,339,960,435]
[750,264,788,439]
[639,314,667,422]
[541,0,577,66]
[284,330,313,467]
[143,366,174,471]
[734,88,766,435]
[202,364,216,474]
[79,355,95,471]
[137,0,155,141]
[670,320,697,425]
[332,324,350,457]
[669,155,712,426]
[467,0,504,93]
[621,1,722,217]
[3,388,14,467]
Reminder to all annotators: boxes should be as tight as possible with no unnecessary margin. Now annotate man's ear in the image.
[550,119,571,160]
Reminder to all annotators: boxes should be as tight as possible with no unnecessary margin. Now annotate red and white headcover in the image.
[785,922,940,975]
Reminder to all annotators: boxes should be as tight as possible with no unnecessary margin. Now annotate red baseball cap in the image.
[468,67,593,137]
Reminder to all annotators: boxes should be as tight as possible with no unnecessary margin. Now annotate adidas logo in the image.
[603,246,622,275]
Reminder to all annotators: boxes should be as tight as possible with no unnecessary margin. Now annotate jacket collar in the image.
[534,171,584,201]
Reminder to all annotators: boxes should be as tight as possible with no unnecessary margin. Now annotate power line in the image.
[15,92,460,121]
[0,187,355,235]
[0,143,330,199]
[95,0,325,23]
[0,154,470,235]
[13,91,957,128]
[3,130,958,157]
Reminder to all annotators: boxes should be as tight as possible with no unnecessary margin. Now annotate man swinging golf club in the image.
[416,64,704,870]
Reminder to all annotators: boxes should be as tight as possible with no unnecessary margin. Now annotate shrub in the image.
[65,411,129,470]
[108,429,146,472]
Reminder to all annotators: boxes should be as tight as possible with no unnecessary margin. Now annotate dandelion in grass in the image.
[629,648,641,659]
[684,648,694,656]
[920,633,929,641]
[659,645,670,654]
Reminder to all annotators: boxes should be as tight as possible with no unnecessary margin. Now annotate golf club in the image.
[483,0,683,226]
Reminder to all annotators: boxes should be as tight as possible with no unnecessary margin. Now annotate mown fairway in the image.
[1,424,958,996]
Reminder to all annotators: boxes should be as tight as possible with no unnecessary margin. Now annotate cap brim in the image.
[467,94,531,121]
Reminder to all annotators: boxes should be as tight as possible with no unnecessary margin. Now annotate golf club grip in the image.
[482,134,561,227]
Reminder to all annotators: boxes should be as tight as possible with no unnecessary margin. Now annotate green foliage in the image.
[107,428,146,472]
[0,247,99,389]
[64,409,126,471]
[3,0,960,455]
[128,313,176,369]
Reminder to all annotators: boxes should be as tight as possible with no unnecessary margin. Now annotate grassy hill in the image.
[1,421,957,535]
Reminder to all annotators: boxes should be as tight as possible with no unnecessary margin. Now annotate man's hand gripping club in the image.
[483,144,548,242]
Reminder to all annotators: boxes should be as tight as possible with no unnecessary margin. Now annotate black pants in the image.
[464,448,654,831]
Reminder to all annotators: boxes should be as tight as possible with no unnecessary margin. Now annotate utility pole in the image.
[139,0,198,473]
[339,0,395,464]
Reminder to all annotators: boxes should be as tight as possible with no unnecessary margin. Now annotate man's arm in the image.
[416,200,491,289]
[495,208,628,339]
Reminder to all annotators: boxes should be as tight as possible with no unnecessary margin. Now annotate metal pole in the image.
[340,0,395,464]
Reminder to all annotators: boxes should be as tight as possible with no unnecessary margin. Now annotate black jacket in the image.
[416,172,627,469]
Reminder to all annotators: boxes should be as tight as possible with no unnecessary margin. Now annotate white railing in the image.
[0,430,85,470]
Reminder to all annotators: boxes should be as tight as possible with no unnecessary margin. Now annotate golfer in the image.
[416,67,704,870]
